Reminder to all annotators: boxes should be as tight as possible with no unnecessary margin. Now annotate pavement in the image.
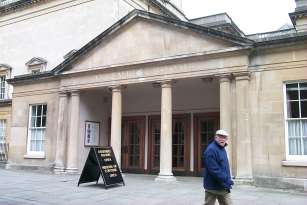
[0,169,306,205]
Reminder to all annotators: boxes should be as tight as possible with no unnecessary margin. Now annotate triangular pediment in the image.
[53,10,252,74]
[26,57,47,66]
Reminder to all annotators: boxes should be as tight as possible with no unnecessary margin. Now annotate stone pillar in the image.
[110,86,122,168]
[218,74,233,172]
[54,91,68,173]
[66,90,80,173]
[156,81,176,182]
[234,72,253,179]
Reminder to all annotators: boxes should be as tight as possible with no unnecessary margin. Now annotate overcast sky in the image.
[181,0,296,34]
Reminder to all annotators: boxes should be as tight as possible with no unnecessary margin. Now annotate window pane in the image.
[302,120,307,136]
[287,101,299,118]
[300,83,307,100]
[0,120,5,142]
[303,120,307,155]
[0,76,5,100]
[287,90,299,100]
[37,129,43,140]
[288,120,302,155]
[31,117,36,127]
[30,130,36,151]
[36,117,42,127]
[42,116,46,127]
[301,101,307,118]
[303,137,307,155]
[286,83,298,90]
[43,105,47,115]
[32,106,37,117]
[37,105,42,116]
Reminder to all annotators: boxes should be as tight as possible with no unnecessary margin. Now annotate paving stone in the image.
[0,169,306,205]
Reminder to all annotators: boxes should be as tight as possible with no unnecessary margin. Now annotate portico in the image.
[51,70,249,180]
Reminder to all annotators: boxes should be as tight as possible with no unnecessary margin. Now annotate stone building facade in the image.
[2,0,307,190]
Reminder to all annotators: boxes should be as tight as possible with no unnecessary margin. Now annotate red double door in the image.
[120,113,219,175]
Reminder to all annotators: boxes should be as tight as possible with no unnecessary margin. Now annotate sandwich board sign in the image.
[77,146,125,188]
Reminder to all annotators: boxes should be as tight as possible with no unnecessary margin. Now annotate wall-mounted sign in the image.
[78,146,125,188]
[84,121,100,146]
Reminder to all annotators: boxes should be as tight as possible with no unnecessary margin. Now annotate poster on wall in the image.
[84,121,100,146]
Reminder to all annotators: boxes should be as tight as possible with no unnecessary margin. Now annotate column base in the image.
[65,167,78,174]
[53,166,65,174]
[155,174,176,182]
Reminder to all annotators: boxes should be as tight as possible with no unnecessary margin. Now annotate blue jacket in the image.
[203,141,233,191]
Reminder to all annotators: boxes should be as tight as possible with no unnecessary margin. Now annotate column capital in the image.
[215,74,232,83]
[70,90,80,96]
[233,71,250,81]
[109,85,126,92]
[58,90,68,97]
[153,80,175,88]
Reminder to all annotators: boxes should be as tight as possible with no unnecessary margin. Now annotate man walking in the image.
[203,129,233,205]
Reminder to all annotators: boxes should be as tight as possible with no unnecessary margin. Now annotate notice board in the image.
[78,146,125,188]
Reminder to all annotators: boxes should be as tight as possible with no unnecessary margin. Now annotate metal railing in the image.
[0,142,9,162]
[0,0,20,7]
[247,29,296,41]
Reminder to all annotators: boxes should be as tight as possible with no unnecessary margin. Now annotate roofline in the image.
[158,0,187,19]
[149,0,180,20]
[51,10,252,74]
[7,71,54,85]
[254,32,307,47]
[189,12,245,36]
[139,11,251,43]
[189,12,229,21]
[247,28,295,37]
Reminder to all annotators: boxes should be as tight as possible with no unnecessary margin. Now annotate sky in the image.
[181,0,296,35]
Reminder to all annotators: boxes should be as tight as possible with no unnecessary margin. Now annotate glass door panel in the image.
[194,113,219,176]
[172,120,185,169]
[121,117,145,172]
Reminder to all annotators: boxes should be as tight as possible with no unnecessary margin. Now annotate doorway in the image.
[194,113,219,176]
[121,116,145,172]
[148,114,190,175]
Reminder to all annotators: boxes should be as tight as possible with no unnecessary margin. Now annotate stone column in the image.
[218,74,233,172]
[54,91,68,173]
[66,90,80,173]
[156,81,176,182]
[110,86,122,168]
[234,72,253,179]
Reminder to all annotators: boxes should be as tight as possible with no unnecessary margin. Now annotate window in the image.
[27,104,47,157]
[31,69,41,74]
[284,82,307,160]
[0,119,5,143]
[0,64,11,100]
[0,120,6,161]
[0,76,5,99]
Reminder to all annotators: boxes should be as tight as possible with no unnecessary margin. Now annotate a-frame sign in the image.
[78,147,125,188]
